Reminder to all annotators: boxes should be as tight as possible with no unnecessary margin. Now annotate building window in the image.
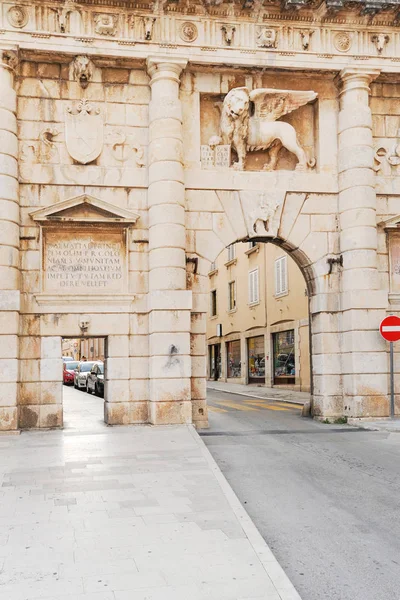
[210,261,216,272]
[227,340,241,378]
[249,241,257,249]
[227,244,236,262]
[275,255,288,296]
[228,281,236,311]
[210,289,217,316]
[248,268,259,305]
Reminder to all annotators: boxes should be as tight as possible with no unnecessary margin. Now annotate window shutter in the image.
[275,259,281,295]
[249,269,259,304]
[254,269,259,303]
[281,256,287,293]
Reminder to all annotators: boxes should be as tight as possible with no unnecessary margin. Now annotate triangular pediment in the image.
[379,214,400,230]
[30,195,139,224]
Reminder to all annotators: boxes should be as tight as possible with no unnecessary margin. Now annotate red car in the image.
[63,361,79,385]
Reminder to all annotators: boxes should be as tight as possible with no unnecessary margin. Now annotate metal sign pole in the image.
[390,341,395,418]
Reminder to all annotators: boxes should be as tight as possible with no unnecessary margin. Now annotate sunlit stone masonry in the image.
[1,0,400,429]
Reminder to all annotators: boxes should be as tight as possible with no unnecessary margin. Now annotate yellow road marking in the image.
[244,401,292,411]
[213,400,259,411]
[243,399,302,410]
[208,405,228,413]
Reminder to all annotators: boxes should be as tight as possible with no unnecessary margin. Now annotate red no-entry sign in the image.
[380,315,400,342]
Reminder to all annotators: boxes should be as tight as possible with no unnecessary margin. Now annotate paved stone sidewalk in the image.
[207,381,309,405]
[0,423,301,600]
[348,417,400,432]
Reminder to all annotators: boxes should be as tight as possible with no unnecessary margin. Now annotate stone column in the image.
[0,48,19,431]
[337,67,388,418]
[146,56,193,425]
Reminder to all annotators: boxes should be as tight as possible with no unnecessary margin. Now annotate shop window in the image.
[273,330,295,385]
[248,268,259,305]
[275,256,288,296]
[228,280,236,311]
[248,336,265,383]
[227,340,241,378]
[227,244,236,262]
[210,289,217,316]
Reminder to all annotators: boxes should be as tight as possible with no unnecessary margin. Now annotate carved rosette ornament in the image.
[65,99,103,164]
[7,5,28,28]
[180,22,198,42]
[334,32,352,52]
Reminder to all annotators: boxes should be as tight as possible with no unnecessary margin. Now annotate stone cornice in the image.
[3,0,400,72]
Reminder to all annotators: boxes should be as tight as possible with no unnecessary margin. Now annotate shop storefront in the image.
[209,344,222,380]
[227,340,241,378]
[247,336,265,383]
[273,330,295,385]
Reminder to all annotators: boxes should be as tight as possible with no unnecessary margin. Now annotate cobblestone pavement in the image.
[0,387,301,600]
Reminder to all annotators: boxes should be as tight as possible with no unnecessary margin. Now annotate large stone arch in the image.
[186,183,341,420]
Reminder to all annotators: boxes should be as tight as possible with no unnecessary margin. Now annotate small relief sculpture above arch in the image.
[7,5,29,28]
[372,33,389,54]
[221,24,236,45]
[208,86,317,171]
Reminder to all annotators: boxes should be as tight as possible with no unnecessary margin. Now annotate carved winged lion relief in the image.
[213,87,317,171]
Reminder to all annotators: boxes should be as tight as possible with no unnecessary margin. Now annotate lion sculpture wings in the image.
[215,87,317,171]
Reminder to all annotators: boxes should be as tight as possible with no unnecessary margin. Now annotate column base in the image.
[0,407,18,431]
[149,400,192,425]
[104,401,148,425]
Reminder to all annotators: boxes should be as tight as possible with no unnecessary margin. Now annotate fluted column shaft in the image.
[146,57,193,425]
[338,68,388,417]
[0,48,19,430]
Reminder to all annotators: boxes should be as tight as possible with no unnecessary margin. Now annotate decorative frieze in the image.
[0,2,399,62]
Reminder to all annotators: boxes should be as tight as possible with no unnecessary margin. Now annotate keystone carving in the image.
[213,87,317,171]
[257,27,277,48]
[221,24,236,45]
[372,33,389,53]
[71,55,94,89]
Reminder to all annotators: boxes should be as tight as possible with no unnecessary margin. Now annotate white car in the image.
[74,361,95,391]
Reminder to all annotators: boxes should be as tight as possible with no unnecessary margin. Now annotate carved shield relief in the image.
[65,99,103,164]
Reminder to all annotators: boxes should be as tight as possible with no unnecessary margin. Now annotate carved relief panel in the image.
[200,86,317,172]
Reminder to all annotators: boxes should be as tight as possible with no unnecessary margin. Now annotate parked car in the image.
[62,356,74,362]
[63,360,79,385]
[87,362,104,397]
[74,361,95,391]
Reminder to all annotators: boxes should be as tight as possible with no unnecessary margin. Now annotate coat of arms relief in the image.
[201,86,317,171]
[65,99,104,165]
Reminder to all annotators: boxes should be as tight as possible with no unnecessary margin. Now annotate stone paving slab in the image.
[0,424,301,600]
[207,381,309,405]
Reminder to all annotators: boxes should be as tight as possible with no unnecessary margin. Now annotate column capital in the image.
[0,46,19,72]
[336,67,380,95]
[146,56,188,85]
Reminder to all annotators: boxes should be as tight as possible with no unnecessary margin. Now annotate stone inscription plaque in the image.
[44,230,126,293]
[390,233,400,293]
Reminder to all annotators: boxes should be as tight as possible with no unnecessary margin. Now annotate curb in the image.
[188,424,303,600]
[207,384,306,406]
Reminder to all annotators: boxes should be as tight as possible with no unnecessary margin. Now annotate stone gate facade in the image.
[1,0,400,430]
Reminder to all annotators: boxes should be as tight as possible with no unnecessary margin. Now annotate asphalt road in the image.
[201,389,400,600]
